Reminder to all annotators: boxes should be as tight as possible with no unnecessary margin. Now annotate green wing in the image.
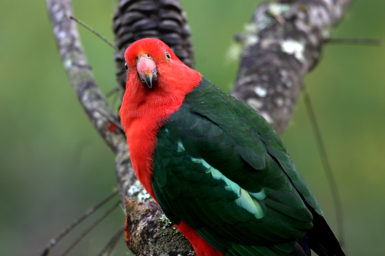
[152,78,322,255]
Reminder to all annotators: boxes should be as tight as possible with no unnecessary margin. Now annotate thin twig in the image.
[40,189,119,256]
[69,15,117,50]
[67,16,124,110]
[303,86,344,246]
[95,108,124,132]
[106,86,121,98]
[60,200,121,256]
[47,0,126,153]
[97,227,125,256]
[326,37,382,46]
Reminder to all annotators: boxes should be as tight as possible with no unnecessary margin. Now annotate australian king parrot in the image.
[119,38,344,256]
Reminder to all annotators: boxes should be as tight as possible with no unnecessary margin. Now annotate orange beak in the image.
[137,55,157,89]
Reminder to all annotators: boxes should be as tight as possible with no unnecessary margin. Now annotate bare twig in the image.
[327,37,382,45]
[40,189,118,256]
[303,87,344,245]
[60,200,121,256]
[97,227,125,256]
[69,15,117,50]
[106,86,121,98]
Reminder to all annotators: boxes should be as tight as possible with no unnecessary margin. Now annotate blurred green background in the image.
[0,0,384,255]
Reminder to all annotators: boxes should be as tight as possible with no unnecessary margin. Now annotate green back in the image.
[152,78,322,255]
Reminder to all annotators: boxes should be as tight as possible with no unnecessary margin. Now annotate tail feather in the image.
[308,212,345,256]
[292,235,311,256]
[291,240,309,256]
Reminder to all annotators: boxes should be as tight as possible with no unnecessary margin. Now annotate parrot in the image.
[119,38,344,256]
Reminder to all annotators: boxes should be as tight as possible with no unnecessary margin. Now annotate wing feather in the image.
[152,78,321,255]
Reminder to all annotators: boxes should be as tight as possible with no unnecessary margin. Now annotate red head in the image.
[123,38,201,92]
[120,37,202,131]
[121,38,202,127]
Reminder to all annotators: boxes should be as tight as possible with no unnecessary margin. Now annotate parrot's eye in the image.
[165,51,171,61]
[124,63,128,70]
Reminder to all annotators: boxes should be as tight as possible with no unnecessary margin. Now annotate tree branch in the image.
[46,0,137,246]
[233,0,352,134]
[46,0,125,152]
[46,0,194,255]
[47,0,352,255]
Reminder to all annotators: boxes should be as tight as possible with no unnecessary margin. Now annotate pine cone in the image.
[113,0,194,89]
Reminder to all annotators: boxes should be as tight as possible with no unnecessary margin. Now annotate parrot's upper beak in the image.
[137,55,158,89]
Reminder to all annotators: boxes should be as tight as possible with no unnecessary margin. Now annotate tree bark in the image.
[46,0,352,255]
[232,0,352,134]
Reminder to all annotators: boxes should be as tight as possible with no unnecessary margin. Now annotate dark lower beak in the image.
[138,69,157,89]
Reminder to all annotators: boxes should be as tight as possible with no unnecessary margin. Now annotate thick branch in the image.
[233,0,352,134]
[125,197,194,256]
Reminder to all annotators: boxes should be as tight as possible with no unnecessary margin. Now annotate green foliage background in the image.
[0,0,384,255]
